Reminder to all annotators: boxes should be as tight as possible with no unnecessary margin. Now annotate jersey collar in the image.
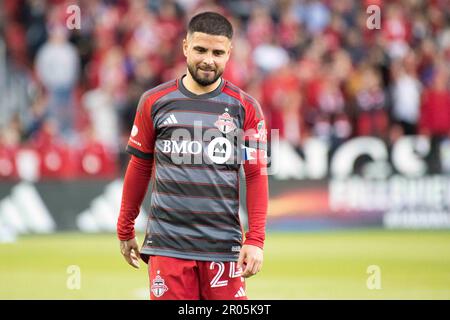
[178,75,225,99]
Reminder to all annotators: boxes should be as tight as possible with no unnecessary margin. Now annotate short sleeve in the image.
[126,94,156,159]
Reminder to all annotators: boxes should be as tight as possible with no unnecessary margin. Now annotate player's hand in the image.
[120,237,141,269]
[237,244,263,278]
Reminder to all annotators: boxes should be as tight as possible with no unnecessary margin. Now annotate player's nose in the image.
[202,53,215,66]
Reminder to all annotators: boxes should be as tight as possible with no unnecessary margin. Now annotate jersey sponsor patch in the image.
[207,137,232,164]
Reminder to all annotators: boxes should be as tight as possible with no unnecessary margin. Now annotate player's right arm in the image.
[117,94,156,268]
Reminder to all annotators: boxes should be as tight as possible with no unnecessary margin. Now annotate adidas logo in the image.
[162,114,178,125]
[234,287,246,298]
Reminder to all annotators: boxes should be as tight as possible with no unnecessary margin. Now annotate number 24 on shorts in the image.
[209,262,243,288]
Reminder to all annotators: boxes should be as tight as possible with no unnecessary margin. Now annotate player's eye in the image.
[194,47,207,53]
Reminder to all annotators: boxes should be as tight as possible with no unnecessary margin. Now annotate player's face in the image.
[183,32,231,86]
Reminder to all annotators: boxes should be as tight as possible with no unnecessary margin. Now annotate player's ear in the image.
[182,36,189,58]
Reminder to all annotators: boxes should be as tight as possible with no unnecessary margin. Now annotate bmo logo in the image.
[207,137,232,164]
[161,138,232,164]
[161,140,202,154]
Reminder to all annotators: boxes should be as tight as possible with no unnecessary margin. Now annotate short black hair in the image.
[187,12,233,39]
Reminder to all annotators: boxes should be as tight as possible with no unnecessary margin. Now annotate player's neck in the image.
[182,73,222,95]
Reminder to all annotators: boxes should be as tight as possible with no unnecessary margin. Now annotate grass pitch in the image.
[0,229,449,299]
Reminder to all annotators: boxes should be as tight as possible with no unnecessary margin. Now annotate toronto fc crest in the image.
[151,271,168,297]
[215,112,236,134]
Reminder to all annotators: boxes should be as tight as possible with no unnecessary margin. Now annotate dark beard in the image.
[187,64,222,87]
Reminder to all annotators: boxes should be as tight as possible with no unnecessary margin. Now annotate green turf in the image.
[0,229,449,299]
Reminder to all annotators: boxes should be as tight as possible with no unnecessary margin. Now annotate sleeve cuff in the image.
[243,238,264,250]
[117,229,136,241]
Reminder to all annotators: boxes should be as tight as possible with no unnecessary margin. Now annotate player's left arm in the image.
[238,98,268,278]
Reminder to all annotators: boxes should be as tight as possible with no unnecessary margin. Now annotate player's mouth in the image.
[198,68,215,76]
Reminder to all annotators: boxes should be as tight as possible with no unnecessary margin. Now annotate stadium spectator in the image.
[390,53,422,135]
[419,65,450,174]
[35,23,80,143]
[353,64,388,140]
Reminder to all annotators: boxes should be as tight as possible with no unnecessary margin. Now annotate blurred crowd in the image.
[1,0,450,174]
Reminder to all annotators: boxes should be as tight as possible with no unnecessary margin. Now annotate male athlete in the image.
[117,11,268,300]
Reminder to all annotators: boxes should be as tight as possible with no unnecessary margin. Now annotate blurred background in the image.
[0,0,449,299]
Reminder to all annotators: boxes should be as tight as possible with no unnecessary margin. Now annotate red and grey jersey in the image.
[126,76,266,262]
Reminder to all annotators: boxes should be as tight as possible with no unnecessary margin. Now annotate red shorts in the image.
[148,255,247,300]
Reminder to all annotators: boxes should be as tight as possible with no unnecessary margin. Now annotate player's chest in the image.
[152,100,245,165]
[152,100,245,138]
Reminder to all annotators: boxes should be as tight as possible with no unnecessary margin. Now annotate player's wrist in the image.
[117,230,136,241]
[243,239,264,250]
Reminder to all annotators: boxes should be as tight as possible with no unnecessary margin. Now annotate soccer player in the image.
[117,11,268,300]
